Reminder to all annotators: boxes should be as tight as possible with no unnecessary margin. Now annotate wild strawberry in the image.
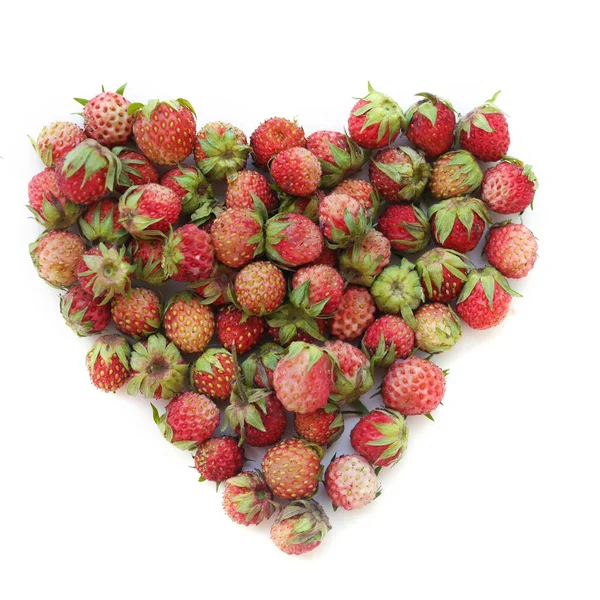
[191,348,235,402]
[294,403,344,447]
[163,292,215,354]
[233,261,286,316]
[250,117,306,168]
[225,169,278,211]
[416,248,470,303]
[382,356,446,416]
[324,339,374,404]
[160,165,215,215]
[223,471,277,526]
[351,408,409,468]
[291,265,344,314]
[194,437,245,482]
[129,98,196,166]
[216,305,266,354]
[161,224,214,283]
[276,189,323,221]
[152,392,219,450]
[348,83,404,149]
[30,230,86,288]
[86,334,132,392]
[330,285,376,340]
[414,303,462,353]
[271,499,331,555]
[60,285,111,336]
[127,333,188,399]
[339,229,391,286]
[376,203,430,254]
[262,438,324,499]
[30,121,86,168]
[191,262,237,306]
[319,193,370,248]
[405,93,457,158]
[456,266,521,330]
[428,150,483,200]
[332,179,377,212]
[75,84,133,147]
[484,223,538,279]
[79,198,129,245]
[27,168,81,230]
[369,146,431,202]
[267,318,328,347]
[111,287,162,339]
[308,245,338,268]
[118,183,181,239]
[211,207,265,268]
[242,343,285,389]
[265,212,324,267]
[458,91,510,162]
[271,147,321,197]
[114,149,159,192]
[362,315,415,367]
[129,238,168,286]
[429,196,490,253]
[481,157,538,215]
[325,454,379,510]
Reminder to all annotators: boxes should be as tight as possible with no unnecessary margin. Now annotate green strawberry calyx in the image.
[457,266,522,309]
[428,195,490,245]
[353,82,405,144]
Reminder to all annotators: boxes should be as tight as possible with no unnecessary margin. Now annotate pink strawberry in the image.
[271,147,321,197]
[223,471,277,526]
[86,335,132,393]
[194,437,245,482]
[376,203,430,254]
[210,208,264,269]
[191,262,237,306]
[481,158,538,215]
[79,198,129,245]
[225,170,278,211]
[319,193,370,248]
[160,165,215,215]
[324,339,374,403]
[111,287,162,339]
[31,121,86,168]
[114,149,159,192]
[330,285,376,341]
[362,315,415,367]
[416,248,470,303]
[294,404,344,447]
[216,305,266,354]
[265,212,324,267]
[191,348,235,402]
[325,454,379,510]
[234,261,286,316]
[29,230,86,288]
[250,117,306,168]
[339,229,391,286]
[60,285,111,336]
[291,264,344,314]
[484,223,538,279]
[332,179,377,212]
[162,224,214,282]
[163,292,215,354]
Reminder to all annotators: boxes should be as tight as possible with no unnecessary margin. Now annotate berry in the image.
[267,318,327,347]
[324,339,374,404]
[234,261,286,316]
[61,285,111,336]
[162,224,214,282]
[86,335,132,393]
[265,213,324,267]
[216,305,265,354]
[163,292,215,354]
[362,315,415,367]
[416,248,470,303]
[428,150,483,200]
[294,404,344,447]
[250,117,306,168]
[306,130,364,187]
[191,348,235,402]
[339,229,391,287]
[111,287,162,339]
[114,149,159,192]
[481,158,538,215]
[225,170,278,211]
[194,437,245,482]
[319,193,370,248]
[160,165,214,215]
[223,471,277,526]
[129,238,167,286]
[291,264,344,314]
[484,223,538,279]
[211,208,264,268]
[376,203,430,254]
[242,343,285,389]
[414,303,462,353]
[271,147,322,197]
[325,454,379,510]
[191,262,237,306]
[332,179,377,212]
[79,198,129,245]
[30,230,86,288]
[330,285,376,340]
[31,121,86,168]
[308,245,338,268]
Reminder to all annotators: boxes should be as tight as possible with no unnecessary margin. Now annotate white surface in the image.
[1,2,598,599]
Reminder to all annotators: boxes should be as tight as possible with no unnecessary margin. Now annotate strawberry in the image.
[348,83,404,149]
[339,229,391,286]
[194,437,245,482]
[362,315,415,367]
[324,339,374,404]
[416,248,470,303]
[484,223,538,279]
[319,193,370,248]
[223,471,277,526]
[458,91,510,162]
[308,244,338,268]
[291,264,345,314]
[405,93,457,158]
[111,287,162,339]
[429,196,490,253]
[271,499,331,555]
[330,285,376,340]
[75,84,133,147]
[129,238,168,286]
[376,203,430,254]
[216,305,266,354]
[86,334,131,392]
[242,343,285,389]
[332,179,377,213]
[428,150,483,200]
[160,165,215,215]
[194,122,250,181]
[265,212,324,267]
[262,438,324,499]
[271,147,322,197]
[30,230,86,288]
[191,348,235,402]
[369,146,431,202]
[481,157,538,215]
[250,117,306,168]
[276,189,323,221]
[414,303,462,353]
[27,168,81,230]
[163,292,215,354]
[382,356,446,416]
[267,318,327,347]
[325,454,379,510]
[351,408,409,467]
[127,333,188,399]
[456,266,521,330]
[113,149,159,192]
[162,224,214,282]
[129,98,196,166]
[60,285,111,336]
[30,121,86,168]
[79,198,129,245]
[294,403,344,447]
[191,262,237,306]
[233,261,286,316]
[225,170,278,212]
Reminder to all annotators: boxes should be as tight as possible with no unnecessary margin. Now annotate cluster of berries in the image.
[27,83,538,556]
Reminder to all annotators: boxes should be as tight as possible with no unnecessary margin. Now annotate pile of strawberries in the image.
[27,83,538,556]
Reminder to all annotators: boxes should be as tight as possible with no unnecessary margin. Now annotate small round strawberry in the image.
[415,303,462,353]
[332,179,376,212]
[234,261,286,316]
[163,292,215,354]
[484,223,538,279]
[271,499,331,555]
[190,348,235,402]
[160,165,215,215]
[129,238,168,286]
[339,229,391,287]
[250,117,306,168]
[348,83,404,149]
[428,150,483,200]
[211,208,264,269]
[294,404,344,447]
[416,248,470,303]
[319,193,370,248]
[191,262,237,306]
[262,438,323,499]
[429,196,490,253]
[325,454,379,510]
[362,315,415,367]
[325,339,373,404]
[456,266,521,330]
[225,169,278,211]
[265,213,324,267]
[291,265,344,314]
[161,224,214,283]
[111,287,162,339]
[194,437,245,482]
[481,158,538,215]
[130,98,196,166]
[405,93,457,158]
[30,230,86,288]
[114,149,159,193]
[306,130,364,187]
[32,121,86,168]
[243,343,285,389]
[79,198,129,245]
[458,91,510,162]
[27,168,81,230]
[223,471,277,526]
[330,285,376,340]
[271,147,322,197]
[61,285,111,336]
[216,305,266,354]
[369,146,431,202]
[382,356,446,416]
[376,203,431,254]
[86,335,132,392]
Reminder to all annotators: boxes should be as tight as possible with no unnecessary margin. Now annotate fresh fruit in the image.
[111,287,162,339]
[416,248,470,303]
[86,334,132,392]
[30,230,86,288]
[456,266,521,330]
[339,229,391,286]
[276,189,323,221]
[362,315,415,367]
[162,224,214,282]
[265,212,324,267]
[194,436,245,482]
[223,471,277,526]
[210,208,264,268]
[382,356,446,416]
[330,285,376,340]
[350,408,409,467]
[376,203,430,254]
[324,339,374,404]
[114,148,159,191]
[163,291,215,354]
[79,198,129,245]
[234,261,286,316]
[325,454,379,510]
[190,348,235,402]
[294,404,344,447]
[319,193,370,248]
[191,262,237,306]
[267,318,327,347]
[291,264,344,314]
[484,223,538,279]
[250,117,306,168]
[129,98,196,166]
[225,170,278,211]
[271,147,322,197]
[414,303,462,353]
[428,150,483,200]
[129,238,168,285]
[31,121,86,168]
[160,165,215,215]
[332,179,377,212]
[481,158,538,214]
[242,343,285,389]
[216,305,266,354]
[262,438,323,499]
[308,244,338,268]
[61,285,111,336]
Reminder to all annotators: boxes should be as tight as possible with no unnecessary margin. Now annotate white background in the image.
[1,1,599,598]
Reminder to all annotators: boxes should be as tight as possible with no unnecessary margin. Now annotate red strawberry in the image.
[160,165,215,215]
[114,149,159,193]
[31,121,86,168]
[250,117,306,168]
[191,262,237,306]
[191,348,235,402]
[428,150,483,200]
[243,343,285,389]
[129,238,167,285]
[484,223,538,279]
[294,404,344,447]
[265,212,324,267]
[211,207,264,268]
[216,305,266,354]
[332,179,377,212]
[416,248,470,303]
[163,292,215,354]
[194,437,245,482]
[339,229,391,286]
[29,230,86,288]
[376,203,431,254]
[276,189,324,222]
[162,224,214,283]
[223,471,277,526]
[79,198,129,245]
[481,158,538,215]
[234,261,286,316]
[225,169,278,211]
[308,244,338,268]
[111,287,162,339]
[291,264,344,314]
[319,193,370,248]
[324,339,373,404]
[362,315,415,367]
[271,147,321,197]
[60,285,111,336]
[86,335,132,392]
[330,285,376,341]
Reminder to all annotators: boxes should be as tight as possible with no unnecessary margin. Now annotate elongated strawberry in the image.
[216,305,266,354]
[160,165,215,215]
[416,248,470,303]
[428,150,483,200]
[87,334,132,392]
[362,315,415,368]
[162,224,214,282]
[250,117,306,168]
[60,285,111,336]
[79,198,129,245]
[111,287,162,339]
[30,121,86,168]
[163,292,215,354]
[223,471,278,526]
[294,404,344,447]
[265,212,324,267]
[376,203,430,254]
